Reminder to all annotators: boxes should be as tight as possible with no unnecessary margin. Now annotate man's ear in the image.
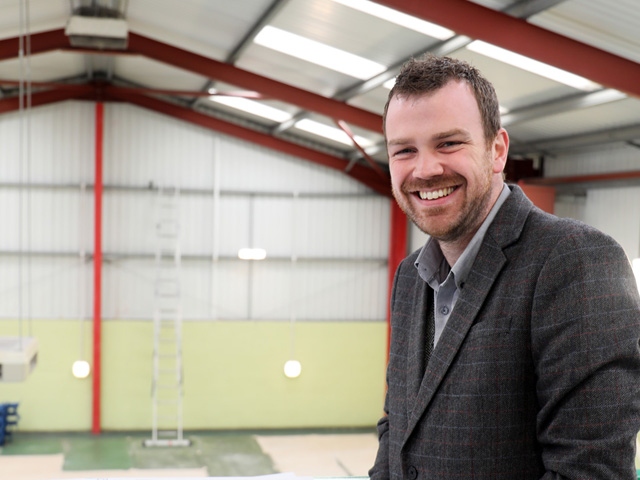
[492,128,509,174]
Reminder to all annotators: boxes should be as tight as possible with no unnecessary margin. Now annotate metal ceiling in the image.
[0,0,639,195]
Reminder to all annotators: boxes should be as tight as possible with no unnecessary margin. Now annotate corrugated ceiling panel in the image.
[126,0,275,62]
[508,96,640,142]
[238,0,444,96]
[530,0,640,63]
[113,56,208,92]
[0,0,67,40]
[451,48,580,110]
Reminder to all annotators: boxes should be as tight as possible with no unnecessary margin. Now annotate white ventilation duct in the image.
[65,13,128,49]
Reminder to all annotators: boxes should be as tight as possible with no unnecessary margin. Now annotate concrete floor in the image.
[0,430,378,479]
[1,430,639,479]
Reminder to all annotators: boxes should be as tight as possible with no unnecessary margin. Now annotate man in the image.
[370,54,640,479]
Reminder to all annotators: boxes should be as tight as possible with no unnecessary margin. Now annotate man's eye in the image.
[393,148,414,156]
[440,141,462,148]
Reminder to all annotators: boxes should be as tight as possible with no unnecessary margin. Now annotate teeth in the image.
[419,187,454,200]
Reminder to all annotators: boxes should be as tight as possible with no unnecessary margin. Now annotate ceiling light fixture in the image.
[209,95,292,123]
[295,118,373,146]
[254,26,386,80]
[467,41,601,92]
[333,0,455,40]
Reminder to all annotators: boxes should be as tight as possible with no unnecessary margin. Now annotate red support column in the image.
[387,200,408,359]
[92,102,104,435]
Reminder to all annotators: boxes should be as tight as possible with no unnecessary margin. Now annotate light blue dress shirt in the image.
[414,184,511,347]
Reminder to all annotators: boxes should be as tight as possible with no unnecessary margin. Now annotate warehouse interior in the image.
[1,0,640,478]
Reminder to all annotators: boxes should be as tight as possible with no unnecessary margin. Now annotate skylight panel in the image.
[332,0,455,40]
[467,40,601,92]
[295,118,374,147]
[254,25,387,80]
[209,94,292,123]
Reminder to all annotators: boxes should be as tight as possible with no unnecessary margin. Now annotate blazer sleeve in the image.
[531,227,640,479]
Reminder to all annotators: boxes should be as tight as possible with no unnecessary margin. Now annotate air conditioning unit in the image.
[0,337,38,382]
[65,15,128,50]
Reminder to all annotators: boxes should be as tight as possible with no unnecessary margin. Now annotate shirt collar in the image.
[415,184,511,288]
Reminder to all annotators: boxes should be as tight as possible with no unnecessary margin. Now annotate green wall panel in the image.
[0,320,387,432]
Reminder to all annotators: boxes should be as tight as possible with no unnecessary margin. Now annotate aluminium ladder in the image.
[144,186,190,447]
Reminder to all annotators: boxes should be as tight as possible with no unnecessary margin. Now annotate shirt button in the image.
[440,305,450,315]
[407,466,418,480]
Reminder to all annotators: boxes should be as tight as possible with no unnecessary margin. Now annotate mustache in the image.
[401,175,464,192]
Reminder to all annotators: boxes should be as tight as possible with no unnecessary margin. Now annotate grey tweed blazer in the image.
[370,185,640,480]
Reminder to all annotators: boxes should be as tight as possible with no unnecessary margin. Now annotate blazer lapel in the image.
[405,280,432,408]
[403,185,534,445]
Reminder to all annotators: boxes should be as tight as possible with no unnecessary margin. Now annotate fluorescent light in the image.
[254,25,386,80]
[333,0,455,40]
[238,248,267,260]
[383,77,396,90]
[467,40,601,92]
[633,258,640,294]
[295,118,373,146]
[210,95,292,123]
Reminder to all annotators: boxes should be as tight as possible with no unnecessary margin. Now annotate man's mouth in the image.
[417,186,456,200]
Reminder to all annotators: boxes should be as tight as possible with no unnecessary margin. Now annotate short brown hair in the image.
[383,54,502,144]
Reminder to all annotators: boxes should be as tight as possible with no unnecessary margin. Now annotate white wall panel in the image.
[555,194,586,222]
[103,190,155,254]
[584,187,640,260]
[0,257,91,319]
[218,136,370,194]
[1,188,89,253]
[2,101,391,322]
[105,104,215,189]
[289,197,389,258]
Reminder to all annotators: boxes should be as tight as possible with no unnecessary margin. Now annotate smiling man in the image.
[369,54,640,480]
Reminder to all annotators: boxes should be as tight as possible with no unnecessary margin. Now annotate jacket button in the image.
[407,465,418,480]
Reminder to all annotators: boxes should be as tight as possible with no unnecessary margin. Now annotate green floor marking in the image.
[62,433,132,471]
[0,432,64,456]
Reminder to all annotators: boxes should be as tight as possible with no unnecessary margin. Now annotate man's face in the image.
[385,80,508,243]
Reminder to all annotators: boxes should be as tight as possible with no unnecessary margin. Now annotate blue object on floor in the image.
[0,402,20,446]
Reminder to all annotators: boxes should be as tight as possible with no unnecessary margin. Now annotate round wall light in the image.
[72,360,91,379]
[283,359,302,378]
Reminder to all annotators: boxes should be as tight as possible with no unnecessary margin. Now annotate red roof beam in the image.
[377,0,640,99]
[104,86,391,197]
[126,32,383,133]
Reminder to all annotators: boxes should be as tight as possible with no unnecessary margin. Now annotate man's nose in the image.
[413,152,444,179]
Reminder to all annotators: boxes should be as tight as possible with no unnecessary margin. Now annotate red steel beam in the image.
[0,86,95,113]
[377,0,640,99]
[387,200,408,359]
[522,170,640,186]
[92,102,104,435]
[103,86,391,196]
[0,29,69,61]
[126,32,383,132]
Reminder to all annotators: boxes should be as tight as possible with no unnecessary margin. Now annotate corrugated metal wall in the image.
[548,144,640,259]
[1,101,390,322]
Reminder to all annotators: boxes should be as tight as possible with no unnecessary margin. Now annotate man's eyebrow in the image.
[386,138,412,147]
[432,128,471,141]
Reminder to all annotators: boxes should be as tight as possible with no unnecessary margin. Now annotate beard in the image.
[393,158,494,243]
